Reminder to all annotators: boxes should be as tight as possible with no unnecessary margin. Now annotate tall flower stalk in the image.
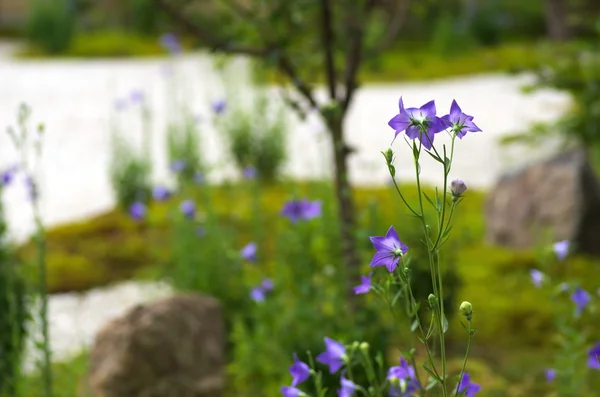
[7,104,53,397]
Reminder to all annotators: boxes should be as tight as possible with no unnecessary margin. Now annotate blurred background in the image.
[0,0,600,396]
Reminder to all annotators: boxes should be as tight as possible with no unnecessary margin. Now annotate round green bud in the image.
[459,301,473,320]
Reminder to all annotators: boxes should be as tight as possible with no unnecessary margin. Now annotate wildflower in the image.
[316,337,347,374]
[159,33,182,54]
[1,165,17,186]
[194,172,205,184]
[456,373,481,397]
[170,160,186,173]
[553,240,569,261]
[152,186,171,201]
[353,273,372,295]
[250,286,266,303]
[571,287,591,316]
[281,386,305,397]
[387,358,419,397]
[212,99,227,114]
[129,201,146,221]
[450,179,467,199]
[290,353,310,386]
[241,242,257,262]
[243,166,257,180]
[441,100,481,138]
[180,200,195,220]
[24,175,38,201]
[338,371,357,397]
[388,97,446,150]
[588,343,600,370]
[545,368,556,382]
[530,269,544,288]
[459,301,473,321]
[130,90,144,104]
[261,278,274,291]
[369,226,408,272]
[281,199,322,223]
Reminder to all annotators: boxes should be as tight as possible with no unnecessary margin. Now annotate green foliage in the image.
[26,0,76,54]
[430,14,477,56]
[128,0,164,36]
[217,93,287,183]
[108,132,152,209]
[0,189,29,396]
[166,114,203,185]
[19,351,89,397]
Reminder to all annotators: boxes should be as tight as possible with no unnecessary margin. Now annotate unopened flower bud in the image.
[459,301,473,321]
[450,179,467,201]
[351,341,360,350]
[382,148,394,165]
[428,294,438,308]
[388,376,400,387]
[359,342,369,353]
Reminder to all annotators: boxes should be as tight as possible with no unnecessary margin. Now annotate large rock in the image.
[88,293,225,397]
[485,148,600,255]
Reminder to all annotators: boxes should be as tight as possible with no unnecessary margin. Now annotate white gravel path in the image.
[0,44,572,368]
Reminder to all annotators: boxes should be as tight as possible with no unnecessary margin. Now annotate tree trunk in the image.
[544,0,571,41]
[326,113,361,306]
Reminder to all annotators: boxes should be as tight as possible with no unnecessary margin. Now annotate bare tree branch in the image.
[321,0,337,101]
[372,0,412,53]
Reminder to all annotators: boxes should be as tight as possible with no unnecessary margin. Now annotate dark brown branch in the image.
[153,0,319,110]
[372,0,412,53]
[321,0,337,101]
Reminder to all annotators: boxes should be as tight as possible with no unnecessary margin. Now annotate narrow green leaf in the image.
[422,364,442,382]
[391,289,403,306]
[426,379,438,390]
[423,191,437,211]
[443,314,449,333]
[442,225,453,238]
[434,186,442,211]
[424,148,443,163]
[410,319,419,332]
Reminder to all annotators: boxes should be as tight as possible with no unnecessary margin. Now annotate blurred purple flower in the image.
[369,226,408,272]
[280,199,322,223]
[130,89,144,104]
[316,337,346,374]
[1,165,18,186]
[289,353,310,386]
[588,343,600,370]
[456,373,481,397]
[180,200,195,219]
[545,368,556,382]
[441,100,481,139]
[388,97,446,150]
[24,175,38,201]
[553,240,569,261]
[338,371,357,397]
[250,287,266,303]
[243,166,257,180]
[281,386,303,397]
[353,273,372,295]
[261,278,274,291]
[194,172,205,184]
[170,160,186,173]
[159,33,182,54]
[129,201,146,221]
[387,358,419,397]
[530,269,544,288]
[212,99,227,114]
[571,287,591,316]
[241,242,257,262]
[152,186,171,201]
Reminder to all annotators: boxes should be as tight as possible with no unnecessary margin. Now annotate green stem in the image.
[454,320,473,397]
[390,177,420,217]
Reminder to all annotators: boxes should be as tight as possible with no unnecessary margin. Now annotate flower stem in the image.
[455,320,473,397]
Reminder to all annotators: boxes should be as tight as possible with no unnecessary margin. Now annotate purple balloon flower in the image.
[180,200,195,220]
[280,199,322,223]
[261,278,274,291]
[338,371,357,397]
[388,97,446,150]
[441,100,481,139]
[241,242,257,262]
[250,286,266,303]
[369,226,409,272]
[281,386,304,397]
[152,185,171,201]
[545,368,556,382]
[571,287,591,316]
[588,343,600,370]
[212,99,227,114]
[129,201,146,221]
[316,337,346,374]
[130,89,144,104]
[290,353,310,386]
[159,33,182,54]
[243,166,257,180]
[353,273,372,295]
[553,240,569,261]
[456,373,481,397]
[530,269,544,288]
[170,160,186,173]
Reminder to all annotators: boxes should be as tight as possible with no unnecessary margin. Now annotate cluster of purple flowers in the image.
[280,199,322,223]
[250,278,274,303]
[388,98,480,150]
[1,164,38,202]
[159,33,182,55]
